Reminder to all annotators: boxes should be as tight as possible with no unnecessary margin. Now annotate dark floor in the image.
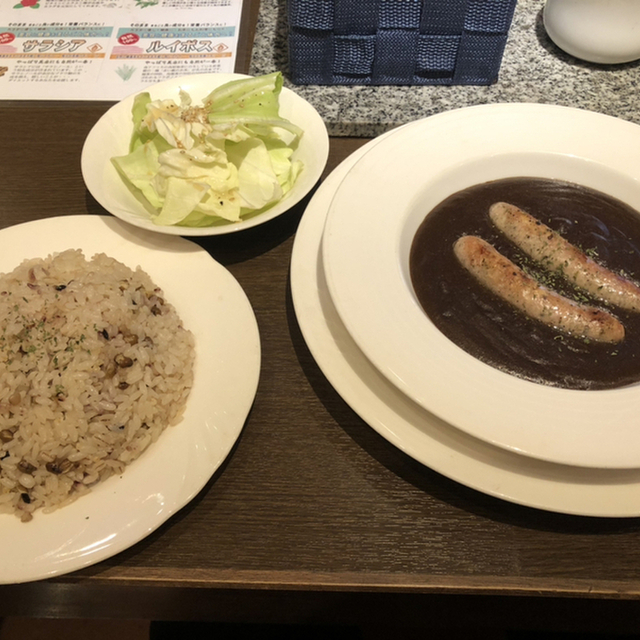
[0,618,150,640]
[2,619,640,640]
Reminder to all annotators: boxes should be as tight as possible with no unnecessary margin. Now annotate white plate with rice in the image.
[0,215,260,584]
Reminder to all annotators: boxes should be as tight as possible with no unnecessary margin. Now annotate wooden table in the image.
[2,1,640,634]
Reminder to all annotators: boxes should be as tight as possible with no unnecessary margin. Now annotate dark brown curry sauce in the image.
[409,177,640,390]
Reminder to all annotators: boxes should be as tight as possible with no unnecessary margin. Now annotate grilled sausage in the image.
[453,235,625,344]
[489,201,640,312]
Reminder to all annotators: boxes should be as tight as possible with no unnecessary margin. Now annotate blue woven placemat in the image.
[288,0,517,85]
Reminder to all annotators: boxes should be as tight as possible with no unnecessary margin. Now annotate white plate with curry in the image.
[322,104,640,470]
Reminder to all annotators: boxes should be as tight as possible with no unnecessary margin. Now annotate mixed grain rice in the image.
[0,249,194,521]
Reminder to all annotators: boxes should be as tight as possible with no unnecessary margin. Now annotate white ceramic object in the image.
[81,73,329,236]
[291,130,640,518]
[0,216,261,584]
[544,0,640,64]
[321,103,640,470]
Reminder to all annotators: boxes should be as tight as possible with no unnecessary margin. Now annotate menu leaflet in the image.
[0,0,243,100]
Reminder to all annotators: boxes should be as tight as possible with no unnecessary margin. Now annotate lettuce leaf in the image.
[110,72,303,227]
[203,72,304,138]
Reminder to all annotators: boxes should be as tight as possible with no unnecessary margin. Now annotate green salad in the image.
[111,72,304,227]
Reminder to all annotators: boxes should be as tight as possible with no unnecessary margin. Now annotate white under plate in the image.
[292,130,640,517]
[81,73,329,236]
[322,104,640,470]
[0,216,260,584]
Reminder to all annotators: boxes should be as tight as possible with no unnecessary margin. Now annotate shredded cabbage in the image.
[111,72,303,227]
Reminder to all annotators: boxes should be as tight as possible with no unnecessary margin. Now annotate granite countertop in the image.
[249,0,640,137]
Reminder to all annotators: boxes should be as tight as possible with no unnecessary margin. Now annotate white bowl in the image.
[322,103,640,470]
[544,0,640,64]
[81,73,329,236]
